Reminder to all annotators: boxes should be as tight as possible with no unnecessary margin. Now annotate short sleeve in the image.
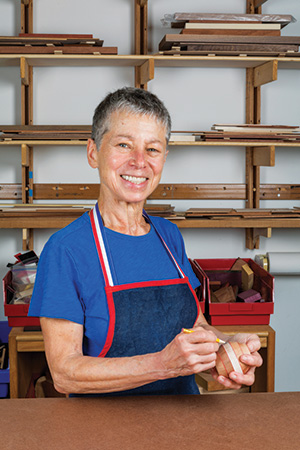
[28,236,85,324]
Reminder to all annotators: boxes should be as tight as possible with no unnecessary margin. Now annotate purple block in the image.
[237,289,262,303]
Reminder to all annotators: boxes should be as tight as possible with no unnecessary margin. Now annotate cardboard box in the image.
[3,271,40,327]
[192,258,274,325]
[189,259,206,314]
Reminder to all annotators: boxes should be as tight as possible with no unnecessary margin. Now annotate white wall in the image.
[0,0,299,392]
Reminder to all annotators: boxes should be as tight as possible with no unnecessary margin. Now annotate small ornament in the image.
[216,341,251,378]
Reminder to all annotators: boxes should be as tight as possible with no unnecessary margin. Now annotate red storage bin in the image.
[3,271,40,327]
[189,259,206,314]
[192,258,274,326]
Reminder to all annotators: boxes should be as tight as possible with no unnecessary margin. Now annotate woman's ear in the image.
[87,138,99,168]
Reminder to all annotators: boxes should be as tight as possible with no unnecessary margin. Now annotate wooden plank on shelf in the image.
[186,44,299,53]
[159,34,300,51]
[184,23,282,30]
[161,49,300,57]
[0,36,104,46]
[19,33,94,39]
[181,29,281,37]
[212,124,300,133]
[0,46,118,55]
[0,125,92,133]
[172,13,295,27]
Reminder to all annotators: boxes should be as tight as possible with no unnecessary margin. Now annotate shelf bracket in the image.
[21,144,30,168]
[253,146,275,167]
[254,61,278,87]
[135,58,154,89]
[253,0,268,8]
[253,227,272,248]
[20,57,29,86]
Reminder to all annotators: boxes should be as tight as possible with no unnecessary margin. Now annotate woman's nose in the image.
[130,148,146,168]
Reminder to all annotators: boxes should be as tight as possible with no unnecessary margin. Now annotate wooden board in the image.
[19,33,94,39]
[186,44,299,53]
[158,34,300,51]
[172,13,295,27]
[181,29,281,36]
[161,49,300,57]
[0,36,103,46]
[0,46,118,55]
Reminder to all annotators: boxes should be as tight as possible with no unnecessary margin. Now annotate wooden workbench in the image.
[8,325,275,398]
[1,393,299,450]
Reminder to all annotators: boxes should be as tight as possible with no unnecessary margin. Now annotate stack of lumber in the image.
[0,203,176,219]
[144,203,175,217]
[159,13,300,56]
[198,124,300,143]
[169,125,300,144]
[0,125,92,141]
[0,205,92,218]
[185,208,300,220]
[0,34,118,55]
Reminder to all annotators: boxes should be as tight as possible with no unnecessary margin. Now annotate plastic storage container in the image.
[192,258,274,325]
[3,270,40,327]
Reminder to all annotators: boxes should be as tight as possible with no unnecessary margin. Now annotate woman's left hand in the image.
[210,333,263,390]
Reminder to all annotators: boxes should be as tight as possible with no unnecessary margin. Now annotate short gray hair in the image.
[91,87,172,148]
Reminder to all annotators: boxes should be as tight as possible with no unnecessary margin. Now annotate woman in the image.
[29,87,262,396]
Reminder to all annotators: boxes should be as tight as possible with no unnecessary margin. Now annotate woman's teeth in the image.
[121,175,147,185]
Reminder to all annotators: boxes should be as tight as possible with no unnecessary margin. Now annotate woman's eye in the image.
[119,143,128,148]
[148,147,158,153]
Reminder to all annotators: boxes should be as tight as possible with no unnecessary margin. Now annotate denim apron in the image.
[90,203,200,395]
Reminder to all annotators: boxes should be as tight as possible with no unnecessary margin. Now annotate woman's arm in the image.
[41,316,219,395]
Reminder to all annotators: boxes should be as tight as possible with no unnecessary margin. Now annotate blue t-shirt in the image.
[29,212,200,355]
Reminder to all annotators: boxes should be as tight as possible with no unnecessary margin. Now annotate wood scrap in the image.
[171,13,295,27]
[242,264,254,291]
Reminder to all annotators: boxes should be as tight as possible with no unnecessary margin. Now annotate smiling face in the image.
[87,109,168,207]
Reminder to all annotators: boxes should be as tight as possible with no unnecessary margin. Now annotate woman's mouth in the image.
[121,175,147,185]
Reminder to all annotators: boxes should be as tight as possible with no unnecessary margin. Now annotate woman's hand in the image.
[158,326,219,378]
[210,333,263,390]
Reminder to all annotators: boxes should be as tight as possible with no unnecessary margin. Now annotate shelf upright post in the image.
[21,0,33,35]
[135,0,148,89]
[20,1,34,250]
[245,0,263,249]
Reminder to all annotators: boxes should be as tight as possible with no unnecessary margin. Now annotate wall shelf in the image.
[0,0,299,251]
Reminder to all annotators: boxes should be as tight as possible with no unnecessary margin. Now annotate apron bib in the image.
[90,203,200,395]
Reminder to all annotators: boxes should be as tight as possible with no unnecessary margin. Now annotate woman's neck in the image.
[98,198,150,236]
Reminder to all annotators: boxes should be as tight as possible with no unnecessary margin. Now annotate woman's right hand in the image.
[157,327,219,379]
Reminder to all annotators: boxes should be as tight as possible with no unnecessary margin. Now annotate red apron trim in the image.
[98,287,116,358]
[107,277,190,293]
[98,277,200,357]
